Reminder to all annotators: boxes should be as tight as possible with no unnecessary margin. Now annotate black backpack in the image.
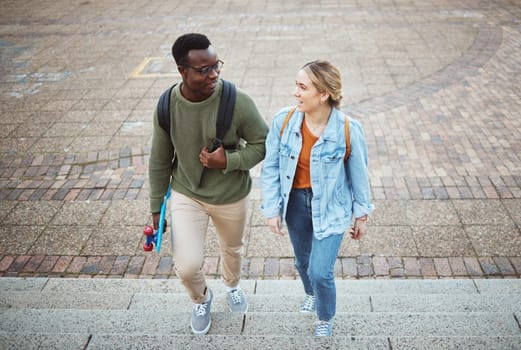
[157,79,236,152]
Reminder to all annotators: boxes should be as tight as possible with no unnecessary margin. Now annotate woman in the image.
[260,60,374,337]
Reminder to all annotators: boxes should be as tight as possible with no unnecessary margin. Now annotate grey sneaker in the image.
[313,319,333,337]
[227,288,248,313]
[300,294,315,313]
[191,288,212,335]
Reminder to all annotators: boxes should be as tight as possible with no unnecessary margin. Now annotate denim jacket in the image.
[260,106,374,239]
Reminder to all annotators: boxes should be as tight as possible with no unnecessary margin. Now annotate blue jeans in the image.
[285,188,344,321]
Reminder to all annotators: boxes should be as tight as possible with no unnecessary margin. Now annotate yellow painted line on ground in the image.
[130,57,180,78]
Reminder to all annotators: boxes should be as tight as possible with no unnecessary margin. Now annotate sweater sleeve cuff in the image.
[150,198,163,214]
[223,151,240,174]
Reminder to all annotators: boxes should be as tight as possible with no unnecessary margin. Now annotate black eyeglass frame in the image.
[182,60,224,76]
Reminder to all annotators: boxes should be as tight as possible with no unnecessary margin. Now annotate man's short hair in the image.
[172,33,211,65]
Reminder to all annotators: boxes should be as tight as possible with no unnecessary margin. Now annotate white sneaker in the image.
[300,294,315,313]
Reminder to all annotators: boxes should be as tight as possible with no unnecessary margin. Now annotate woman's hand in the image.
[267,216,285,236]
[349,216,367,240]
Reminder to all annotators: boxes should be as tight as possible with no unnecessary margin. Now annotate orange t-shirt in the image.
[293,121,319,189]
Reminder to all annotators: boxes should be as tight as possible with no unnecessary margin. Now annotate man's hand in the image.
[199,145,227,169]
[267,216,285,236]
[349,216,367,240]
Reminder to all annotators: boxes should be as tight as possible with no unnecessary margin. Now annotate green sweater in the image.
[148,80,269,213]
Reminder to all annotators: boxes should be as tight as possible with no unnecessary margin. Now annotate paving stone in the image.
[465,225,521,256]
[493,257,516,275]
[412,226,474,257]
[403,258,422,276]
[433,258,452,277]
[0,0,520,283]
[478,257,500,275]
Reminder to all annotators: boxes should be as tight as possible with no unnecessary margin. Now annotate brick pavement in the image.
[1,0,520,280]
[1,255,520,279]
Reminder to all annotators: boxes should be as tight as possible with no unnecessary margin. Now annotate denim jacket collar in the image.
[321,108,343,143]
[288,107,343,143]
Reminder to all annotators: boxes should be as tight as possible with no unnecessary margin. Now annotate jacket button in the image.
[290,156,295,159]
[286,175,290,179]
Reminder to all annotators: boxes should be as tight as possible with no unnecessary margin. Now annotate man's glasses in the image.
[183,60,224,76]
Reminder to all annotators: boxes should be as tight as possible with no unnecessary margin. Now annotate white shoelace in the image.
[301,295,315,310]
[229,289,243,304]
[314,321,330,336]
[194,302,208,316]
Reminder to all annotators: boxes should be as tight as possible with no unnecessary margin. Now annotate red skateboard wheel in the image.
[143,225,154,236]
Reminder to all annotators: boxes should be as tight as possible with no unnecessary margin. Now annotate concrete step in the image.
[0,278,520,349]
[3,333,521,350]
[2,291,520,313]
[1,309,519,336]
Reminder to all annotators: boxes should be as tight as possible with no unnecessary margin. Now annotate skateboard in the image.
[143,184,171,253]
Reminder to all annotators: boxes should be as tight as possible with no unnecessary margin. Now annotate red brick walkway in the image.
[1,255,520,279]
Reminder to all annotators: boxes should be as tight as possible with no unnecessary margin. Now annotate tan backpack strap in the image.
[344,115,351,161]
[280,106,297,138]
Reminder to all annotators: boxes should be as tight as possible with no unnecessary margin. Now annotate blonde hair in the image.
[301,60,342,108]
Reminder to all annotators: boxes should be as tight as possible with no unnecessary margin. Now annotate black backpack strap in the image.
[208,79,236,152]
[216,79,236,141]
[157,84,176,133]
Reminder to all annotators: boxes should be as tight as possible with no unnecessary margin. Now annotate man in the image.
[148,33,268,335]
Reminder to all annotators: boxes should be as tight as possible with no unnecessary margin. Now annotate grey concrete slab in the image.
[3,201,62,225]
[246,226,294,257]
[406,200,461,225]
[371,294,521,313]
[359,226,419,256]
[389,336,521,350]
[51,201,110,226]
[453,200,513,226]
[474,279,521,294]
[0,309,243,335]
[371,200,408,226]
[465,224,521,257]
[88,334,390,350]
[42,278,256,295]
[0,278,47,292]
[130,293,234,313]
[80,225,145,256]
[250,200,267,227]
[338,232,362,256]
[248,294,371,313]
[100,200,150,226]
[43,278,186,294]
[0,292,132,310]
[339,312,521,337]
[0,225,45,255]
[245,312,520,336]
[411,225,475,257]
[27,225,95,255]
[255,280,478,295]
[0,201,16,223]
[244,312,315,335]
[0,332,89,350]
[503,199,521,227]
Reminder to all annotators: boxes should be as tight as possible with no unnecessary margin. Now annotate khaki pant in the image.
[170,190,248,304]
